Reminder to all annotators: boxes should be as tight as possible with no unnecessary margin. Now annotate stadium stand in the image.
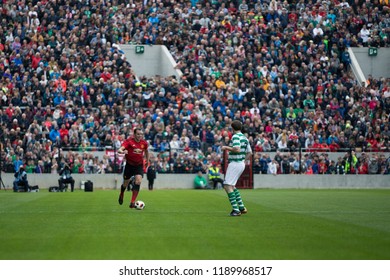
[0,0,389,177]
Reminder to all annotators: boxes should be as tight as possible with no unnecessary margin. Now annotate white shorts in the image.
[224,161,245,186]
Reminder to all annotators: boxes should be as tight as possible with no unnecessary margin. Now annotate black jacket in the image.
[147,166,156,180]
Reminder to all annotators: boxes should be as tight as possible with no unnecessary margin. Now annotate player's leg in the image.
[130,171,143,207]
[127,175,135,191]
[118,164,131,205]
[223,163,241,216]
[233,163,247,213]
[223,183,240,216]
[224,162,246,216]
[234,187,247,214]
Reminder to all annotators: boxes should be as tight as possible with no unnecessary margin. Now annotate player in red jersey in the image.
[117,127,149,208]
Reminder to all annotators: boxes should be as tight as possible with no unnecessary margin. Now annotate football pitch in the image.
[0,189,389,260]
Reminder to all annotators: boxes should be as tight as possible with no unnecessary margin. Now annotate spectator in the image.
[280,155,291,174]
[169,134,182,153]
[49,126,61,144]
[357,156,369,174]
[335,157,345,175]
[259,154,271,174]
[194,171,207,189]
[368,156,379,174]
[13,155,24,173]
[253,158,262,174]
[34,160,45,174]
[89,134,101,148]
[268,159,278,176]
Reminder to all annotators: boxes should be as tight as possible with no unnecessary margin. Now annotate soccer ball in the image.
[135,200,145,210]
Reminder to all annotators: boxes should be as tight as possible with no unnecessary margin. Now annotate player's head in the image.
[133,127,144,141]
[231,120,242,132]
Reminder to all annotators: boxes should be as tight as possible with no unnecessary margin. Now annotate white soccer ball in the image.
[135,200,145,210]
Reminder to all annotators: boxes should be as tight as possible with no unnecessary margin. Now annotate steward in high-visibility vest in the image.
[344,152,358,174]
[208,163,224,189]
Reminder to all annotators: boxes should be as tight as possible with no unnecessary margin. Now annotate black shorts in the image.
[123,164,144,180]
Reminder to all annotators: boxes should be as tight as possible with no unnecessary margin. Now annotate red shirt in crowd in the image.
[358,162,368,174]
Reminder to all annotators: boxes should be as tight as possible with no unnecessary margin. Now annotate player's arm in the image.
[222,137,240,153]
[223,135,241,152]
[222,145,240,153]
[144,147,150,165]
[117,146,128,155]
[245,142,253,161]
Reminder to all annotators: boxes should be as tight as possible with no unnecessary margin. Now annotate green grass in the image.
[0,189,389,260]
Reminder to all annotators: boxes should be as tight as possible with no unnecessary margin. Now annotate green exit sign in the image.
[368,47,378,56]
[135,46,144,54]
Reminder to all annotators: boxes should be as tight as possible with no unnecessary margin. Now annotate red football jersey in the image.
[122,137,148,166]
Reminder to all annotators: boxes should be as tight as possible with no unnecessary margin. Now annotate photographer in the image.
[13,166,29,192]
[58,163,75,192]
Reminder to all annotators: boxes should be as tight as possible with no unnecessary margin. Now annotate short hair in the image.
[231,120,242,131]
[134,127,142,134]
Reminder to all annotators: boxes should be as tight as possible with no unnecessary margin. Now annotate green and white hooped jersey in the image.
[228,132,251,163]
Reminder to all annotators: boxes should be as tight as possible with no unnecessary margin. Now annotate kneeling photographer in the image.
[13,166,29,192]
[58,163,75,192]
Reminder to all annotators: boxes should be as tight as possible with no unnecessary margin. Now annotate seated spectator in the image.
[328,139,340,152]
[259,154,271,174]
[58,163,75,192]
[312,139,327,152]
[268,159,278,176]
[318,156,328,174]
[277,138,288,151]
[169,134,182,153]
[368,156,379,174]
[280,155,291,174]
[357,156,369,174]
[189,135,201,151]
[335,158,345,175]
[194,171,208,189]
[25,159,36,173]
[253,158,262,174]
[311,159,319,174]
[89,133,101,147]
[13,167,29,192]
[292,157,304,174]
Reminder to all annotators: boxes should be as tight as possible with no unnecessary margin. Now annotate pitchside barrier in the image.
[1,173,389,190]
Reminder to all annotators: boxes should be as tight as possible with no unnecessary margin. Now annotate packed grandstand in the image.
[0,0,389,175]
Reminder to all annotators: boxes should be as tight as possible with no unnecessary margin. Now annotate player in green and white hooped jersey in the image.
[221,120,252,216]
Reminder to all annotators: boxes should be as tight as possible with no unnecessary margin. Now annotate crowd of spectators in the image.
[1,0,390,176]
